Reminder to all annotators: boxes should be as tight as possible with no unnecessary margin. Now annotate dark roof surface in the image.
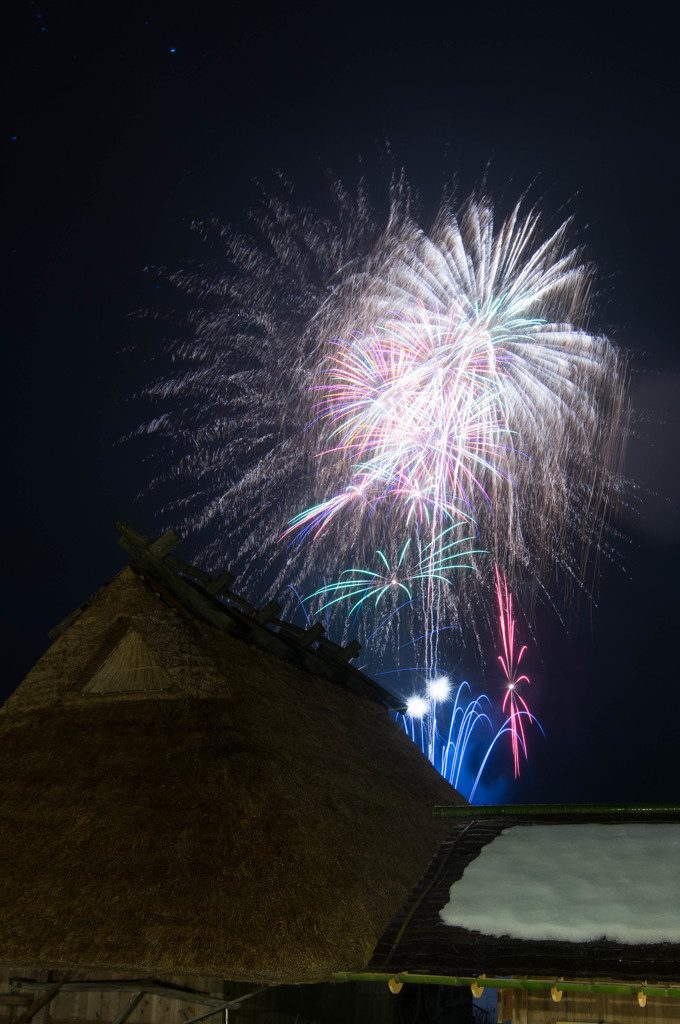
[369,809,680,983]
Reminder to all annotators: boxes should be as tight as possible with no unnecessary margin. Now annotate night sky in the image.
[6,2,679,804]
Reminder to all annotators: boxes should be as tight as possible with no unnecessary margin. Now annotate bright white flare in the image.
[406,694,430,719]
[427,675,451,702]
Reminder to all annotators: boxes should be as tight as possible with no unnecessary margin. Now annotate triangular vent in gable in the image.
[83,628,173,695]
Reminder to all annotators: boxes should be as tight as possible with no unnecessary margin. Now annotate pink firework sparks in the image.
[495,564,533,777]
[282,302,515,545]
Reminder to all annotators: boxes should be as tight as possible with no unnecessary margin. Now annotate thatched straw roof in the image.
[0,525,464,984]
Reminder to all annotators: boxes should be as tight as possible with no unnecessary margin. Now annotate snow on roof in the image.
[439,824,680,944]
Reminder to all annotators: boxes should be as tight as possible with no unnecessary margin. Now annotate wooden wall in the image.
[0,969,226,1024]
[509,985,678,1024]
[0,969,475,1024]
[10,967,677,1024]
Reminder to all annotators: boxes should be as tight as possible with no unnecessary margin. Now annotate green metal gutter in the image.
[332,973,680,999]
[433,803,680,818]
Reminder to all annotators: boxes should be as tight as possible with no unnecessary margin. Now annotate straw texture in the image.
[0,565,463,983]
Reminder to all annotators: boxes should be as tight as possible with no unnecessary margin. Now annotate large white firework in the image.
[135,175,628,658]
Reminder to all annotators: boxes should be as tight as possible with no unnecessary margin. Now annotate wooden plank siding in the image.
[510,984,680,1023]
[0,971,476,1024]
[0,971,226,1024]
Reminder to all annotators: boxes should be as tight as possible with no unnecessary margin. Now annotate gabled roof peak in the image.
[46,522,403,713]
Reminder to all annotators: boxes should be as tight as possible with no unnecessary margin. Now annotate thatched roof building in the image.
[0,523,464,986]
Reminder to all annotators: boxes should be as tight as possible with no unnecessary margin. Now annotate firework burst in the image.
[302,529,484,658]
[134,172,628,782]
[402,678,501,801]
[287,301,515,540]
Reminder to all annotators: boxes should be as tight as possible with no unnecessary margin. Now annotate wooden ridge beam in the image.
[38,522,406,711]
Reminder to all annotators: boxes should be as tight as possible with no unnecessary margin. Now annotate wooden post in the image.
[205,570,236,596]
[253,600,282,624]
[295,622,326,647]
[148,529,183,558]
[110,991,144,1024]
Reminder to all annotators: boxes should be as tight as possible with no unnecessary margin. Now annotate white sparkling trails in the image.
[135,176,628,661]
